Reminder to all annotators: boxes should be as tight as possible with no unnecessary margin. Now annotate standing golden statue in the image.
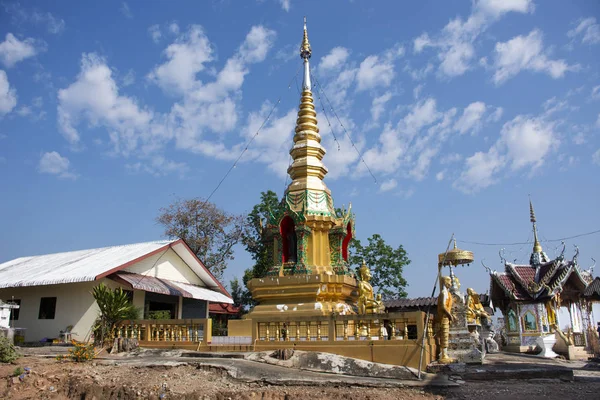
[466,288,490,325]
[437,276,455,363]
[357,261,385,314]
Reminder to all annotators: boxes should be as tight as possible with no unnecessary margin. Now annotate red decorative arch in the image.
[342,222,352,262]
[280,216,297,263]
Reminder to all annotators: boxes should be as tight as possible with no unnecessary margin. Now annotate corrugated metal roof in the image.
[385,293,493,311]
[114,272,233,304]
[584,277,600,299]
[0,240,174,288]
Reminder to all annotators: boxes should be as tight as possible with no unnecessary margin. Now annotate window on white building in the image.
[38,297,57,319]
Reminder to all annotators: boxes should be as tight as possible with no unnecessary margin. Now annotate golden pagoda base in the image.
[245,273,359,319]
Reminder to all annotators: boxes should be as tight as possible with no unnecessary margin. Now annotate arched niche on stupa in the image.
[342,222,352,262]
[280,215,297,264]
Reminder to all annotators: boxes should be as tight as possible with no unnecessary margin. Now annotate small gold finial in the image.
[453,239,457,249]
[529,198,543,253]
[300,16,312,59]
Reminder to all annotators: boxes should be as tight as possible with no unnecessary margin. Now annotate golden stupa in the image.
[246,18,360,317]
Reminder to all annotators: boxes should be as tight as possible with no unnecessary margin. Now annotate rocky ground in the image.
[2,350,600,399]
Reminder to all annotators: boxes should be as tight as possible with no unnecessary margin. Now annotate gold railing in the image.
[116,319,211,343]
[254,312,422,342]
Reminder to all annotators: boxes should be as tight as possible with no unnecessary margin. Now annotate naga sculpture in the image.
[357,262,385,314]
[437,276,455,363]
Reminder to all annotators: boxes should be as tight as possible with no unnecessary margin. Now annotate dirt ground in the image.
[1,357,440,400]
[2,357,599,400]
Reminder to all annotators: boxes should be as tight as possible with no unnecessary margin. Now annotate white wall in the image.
[0,278,126,342]
[124,248,205,286]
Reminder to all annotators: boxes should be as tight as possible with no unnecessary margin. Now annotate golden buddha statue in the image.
[357,262,385,314]
[437,276,455,363]
[466,288,490,325]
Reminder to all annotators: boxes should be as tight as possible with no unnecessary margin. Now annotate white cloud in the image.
[492,30,577,84]
[568,17,600,45]
[454,113,558,192]
[370,92,392,122]
[413,0,534,78]
[413,84,424,99]
[126,156,189,178]
[356,55,395,91]
[593,149,600,165]
[169,22,180,35]
[16,105,31,116]
[454,101,487,134]
[454,148,505,193]
[238,26,276,63]
[405,63,433,81]
[363,97,444,175]
[4,4,65,34]
[38,151,77,179]
[591,85,600,100]
[148,24,162,44]
[120,2,133,18]
[0,70,17,116]
[413,33,431,53]
[148,25,214,95]
[502,115,558,170]
[441,153,462,164]
[319,47,349,72]
[379,178,397,192]
[57,53,156,150]
[279,0,291,12]
[0,33,41,68]
[122,69,135,86]
[487,107,504,122]
[436,170,445,181]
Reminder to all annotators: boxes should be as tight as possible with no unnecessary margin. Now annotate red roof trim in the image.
[94,238,231,300]
[174,239,231,299]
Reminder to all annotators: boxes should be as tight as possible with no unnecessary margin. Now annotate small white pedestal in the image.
[536,334,558,358]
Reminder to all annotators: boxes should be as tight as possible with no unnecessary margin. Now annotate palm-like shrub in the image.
[92,283,139,347]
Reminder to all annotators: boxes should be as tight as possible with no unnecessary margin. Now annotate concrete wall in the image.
[124,248,204,286]
[0,278,126,342]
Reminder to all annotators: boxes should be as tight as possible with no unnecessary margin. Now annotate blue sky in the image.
[0,1,599,307]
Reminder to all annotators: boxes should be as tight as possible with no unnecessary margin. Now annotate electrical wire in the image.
[458,228,600,247]
[311,70,378,185]
[203,64,303,205]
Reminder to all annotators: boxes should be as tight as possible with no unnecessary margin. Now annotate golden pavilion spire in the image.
[529,198,543,254]
[286,17,330,201]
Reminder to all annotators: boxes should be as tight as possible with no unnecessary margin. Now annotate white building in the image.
[0,239,232,342]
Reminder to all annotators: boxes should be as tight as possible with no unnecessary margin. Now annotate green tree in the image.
[348,234,410,300]
[229,277,243,307]
[241,190,285,307]
[157,197,247,279]
[91,283,139,347]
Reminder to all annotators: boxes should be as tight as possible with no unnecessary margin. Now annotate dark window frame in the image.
[38,297,57,320]
[5,299,20,320]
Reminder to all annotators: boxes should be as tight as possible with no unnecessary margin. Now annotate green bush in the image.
[148,310,172,320]
[91,283,140,347]
[0,336,19,363]
[12,366,23,376]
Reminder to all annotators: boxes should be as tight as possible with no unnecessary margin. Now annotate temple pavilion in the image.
[487,201,595,355]
[245,19,359,318]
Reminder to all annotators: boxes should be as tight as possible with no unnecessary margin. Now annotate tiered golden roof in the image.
[529,199,543,254]
[285,17,331,207]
